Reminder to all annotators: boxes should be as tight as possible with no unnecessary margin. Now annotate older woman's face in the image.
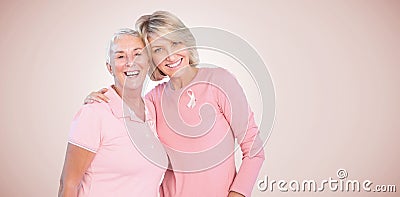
[108,35,149,91]
[148,35,190,78]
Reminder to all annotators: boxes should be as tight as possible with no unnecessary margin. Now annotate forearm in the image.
[230,117,265,196]
[230,155,264,196]
[215,68,266,196]
[58,181,79,197]
[59,143,95,197]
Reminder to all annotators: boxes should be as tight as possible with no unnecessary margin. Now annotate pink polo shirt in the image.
[68,86,167,197]
[146,67,265,197]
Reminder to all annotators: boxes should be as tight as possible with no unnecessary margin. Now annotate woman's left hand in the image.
[227,191,245,197]
[84,88,110,104]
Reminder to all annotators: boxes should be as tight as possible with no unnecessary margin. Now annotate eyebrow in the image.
[113,48,142,53]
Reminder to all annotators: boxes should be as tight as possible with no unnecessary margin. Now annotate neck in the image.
[112,85,144,109]
[169,67,199,90]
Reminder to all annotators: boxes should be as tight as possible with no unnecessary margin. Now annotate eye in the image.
[134,52,142,56]
[153,48,162,53]
[116,54,125,59]
[172,41,181,46]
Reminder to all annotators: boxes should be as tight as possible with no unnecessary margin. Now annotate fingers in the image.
[96,93,110,103]
[83,92,100,104]
[98,88,108,94]
[95,88,110,102]
[83,88,111,105]
[84,97,94,104]
[90,93,107,103]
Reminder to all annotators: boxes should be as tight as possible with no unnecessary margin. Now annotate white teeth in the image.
[166,58,182,68]
[125,71,139,76]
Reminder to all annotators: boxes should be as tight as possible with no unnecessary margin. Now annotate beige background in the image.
[1,0,399,196]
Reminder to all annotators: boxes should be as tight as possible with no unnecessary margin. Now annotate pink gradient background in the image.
[1,0,399,196]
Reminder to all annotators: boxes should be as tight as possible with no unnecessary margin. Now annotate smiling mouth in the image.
[166,58,183,68]
[124,70,140,77]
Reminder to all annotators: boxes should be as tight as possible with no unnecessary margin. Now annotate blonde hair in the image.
[135,11,199,81]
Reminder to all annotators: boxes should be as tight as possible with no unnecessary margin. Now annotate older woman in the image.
[59,28,166,197]
[86,11,264,197]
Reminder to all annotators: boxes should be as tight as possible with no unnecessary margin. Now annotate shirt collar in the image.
[107,85,152,122]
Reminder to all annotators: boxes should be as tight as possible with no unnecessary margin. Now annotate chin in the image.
[170,66,190,78]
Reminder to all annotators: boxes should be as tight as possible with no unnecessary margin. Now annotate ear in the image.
[106,63,113,75]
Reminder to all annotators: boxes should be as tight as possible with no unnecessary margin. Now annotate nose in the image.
[126,54,135,67]
[166,52,179,62]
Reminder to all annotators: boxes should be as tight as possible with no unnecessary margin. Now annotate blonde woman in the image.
[85,11,264,197]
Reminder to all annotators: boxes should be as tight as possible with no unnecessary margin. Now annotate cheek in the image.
[113,64,125,73]
[137,56,149,65]
[178,50,190,59]
[139,62,150,71]
[152,55,164,67]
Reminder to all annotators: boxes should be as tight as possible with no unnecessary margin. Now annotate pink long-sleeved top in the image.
[146,67,265,197]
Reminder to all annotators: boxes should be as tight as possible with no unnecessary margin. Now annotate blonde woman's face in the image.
[148,35,190,78]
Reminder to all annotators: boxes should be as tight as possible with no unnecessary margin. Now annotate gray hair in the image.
[135,11,199,81]
[106,28,140,64]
